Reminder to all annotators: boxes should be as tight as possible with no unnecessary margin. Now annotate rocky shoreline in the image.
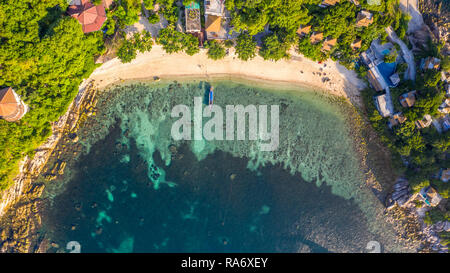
[0,81,98,252]
[385,179,449,253]
[419,0,449,55]
[344,90,449,253]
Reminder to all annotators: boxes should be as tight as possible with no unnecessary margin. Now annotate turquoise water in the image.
[41,79,404,253]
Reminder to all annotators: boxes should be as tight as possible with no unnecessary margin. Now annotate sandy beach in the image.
[0,39,369,239]
[90,45,367,106]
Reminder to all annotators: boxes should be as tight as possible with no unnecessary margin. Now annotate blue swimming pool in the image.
[377,62,397,87]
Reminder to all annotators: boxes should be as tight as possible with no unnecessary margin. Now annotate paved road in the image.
[386,26,416,81]
[399,0,425,33]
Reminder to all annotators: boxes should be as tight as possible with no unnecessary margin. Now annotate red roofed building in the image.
[0,87,28,122]
[68,0,107,33]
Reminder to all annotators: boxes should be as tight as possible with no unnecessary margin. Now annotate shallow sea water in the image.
[41,79,404,253]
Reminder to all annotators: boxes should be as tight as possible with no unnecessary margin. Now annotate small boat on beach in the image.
[209,87,214,109]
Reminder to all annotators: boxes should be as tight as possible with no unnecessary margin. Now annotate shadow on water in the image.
[42,118,374,253]
[200,81,212,105]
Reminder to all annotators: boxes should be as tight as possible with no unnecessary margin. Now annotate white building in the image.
[205,0,225,16]
[374,94,393,117]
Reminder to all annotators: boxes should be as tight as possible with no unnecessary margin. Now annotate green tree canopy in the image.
[117,31,153,63]
[0,5,104,188]
[235,32,257,61]
[259,32,290,61]
[157,27,199,55]
[206,40,227,60]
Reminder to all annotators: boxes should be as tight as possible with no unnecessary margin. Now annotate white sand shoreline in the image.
[90,45,366,106]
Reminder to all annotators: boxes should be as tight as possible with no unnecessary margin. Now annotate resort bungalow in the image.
[360,51,374,67]
[442,72,449,85]
[355,10,374,27]
[421,57,441,70]
[388,112,406,128]
[205,0,225,16]
[351,38,362,51]
[296,25,311,37]
[440,169,450,182]
[310,32,324,45]
[360,47,384,68]
[442,116,450,132]
[321,37,337,53]
[433,114,450,133]
[204,0,228,40]
[367,67,388,92]
[374,94,393,117]
[438,98,450,114]
[67,0,107,33]
[419,186,443,207]
[205,15,223,40]
[399,90,417,108]
[185,1,201,33]
[319,0,340,8]
[389,73,400,86]
[0,87,28,122]
[416,114,432,129]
